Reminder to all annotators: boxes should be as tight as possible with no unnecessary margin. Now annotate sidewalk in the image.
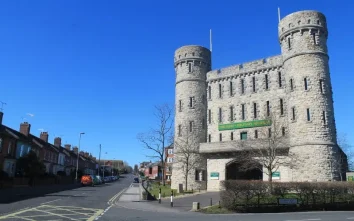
[118,183,141,202]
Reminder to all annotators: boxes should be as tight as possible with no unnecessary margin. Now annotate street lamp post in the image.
[75,132,85,181]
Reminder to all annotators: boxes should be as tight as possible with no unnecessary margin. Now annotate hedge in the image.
[220,180,354,212]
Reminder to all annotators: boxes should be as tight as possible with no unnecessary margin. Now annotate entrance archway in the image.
[225,160,262,180]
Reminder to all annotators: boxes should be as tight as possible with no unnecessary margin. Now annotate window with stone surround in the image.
[291,107,296,121]
[231,132,234,141]
[208,109,211,124]
[265,74,269,90]
[219,84,222,98]
[178,125,182,137]
[241,104,245,120]
[307,108,311,121]
[280,99,284,116]
[319,79,324,94]
[278,72,282,88]
[189,97,195,108]
[230,106,234,121]
[288,37,292,50]
[282,127,286,136]
[322,111,327,125]
[189,121,194,132]
[290,79,294,91]
[304,78,308,91]
[241,79,245,94]
[178,100,182,112]
[230,81,233,96]
[219,133,222,142]
[252,76,256,92]
[188,63,192,72]
[254,130,258,138]
[268,128,272,138]
[240,132,247,140]
[208,86,211,99]
[253,103,257,119]
[208,134,211,142]
[219,108,222,122]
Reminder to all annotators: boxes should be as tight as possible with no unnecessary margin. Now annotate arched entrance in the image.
[225,160,262,180]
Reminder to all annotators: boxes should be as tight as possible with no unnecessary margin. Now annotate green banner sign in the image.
[348,176,354,181]
[218,119,272,131]
[272,172,280,177]
[210,172,219,180]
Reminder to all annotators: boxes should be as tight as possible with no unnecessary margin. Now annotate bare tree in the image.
[137,103,174,186]
[235,113,294,182]
[338,133,353,170]
[174,131,200,191]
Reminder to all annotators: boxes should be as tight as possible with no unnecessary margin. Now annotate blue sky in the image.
[0,0,352,167]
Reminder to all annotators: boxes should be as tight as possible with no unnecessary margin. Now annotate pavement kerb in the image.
[159,190,208,200]
[109,187,127,205]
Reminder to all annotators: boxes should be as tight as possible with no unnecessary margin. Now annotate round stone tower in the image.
[279,11,343,181]
[171,45,211,191]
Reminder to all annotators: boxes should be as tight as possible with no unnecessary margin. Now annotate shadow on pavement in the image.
[0,183,81,204]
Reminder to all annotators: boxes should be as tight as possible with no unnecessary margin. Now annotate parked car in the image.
[81,175,94,186]
[134,177,139,183]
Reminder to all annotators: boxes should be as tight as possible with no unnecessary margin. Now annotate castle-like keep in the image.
[171,10,347,191]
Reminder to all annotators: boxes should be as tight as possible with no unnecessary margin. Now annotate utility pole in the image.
[98,144,101,176]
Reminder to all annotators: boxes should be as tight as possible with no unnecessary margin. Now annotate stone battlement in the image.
[206,55,282,82]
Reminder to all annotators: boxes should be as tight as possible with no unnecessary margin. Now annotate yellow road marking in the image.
[87,208,104,221]
[9,215,36,221]
[41,205,94,216]
[32,208,76,220]
[0,207,37,220]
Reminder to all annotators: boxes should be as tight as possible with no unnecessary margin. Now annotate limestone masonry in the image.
[171,10,347,192]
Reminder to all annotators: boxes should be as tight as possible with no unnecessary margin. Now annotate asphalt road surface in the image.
[0,174,134,221]
[2,175,354,221]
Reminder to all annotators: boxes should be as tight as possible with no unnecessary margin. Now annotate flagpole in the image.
[278,7,281,23]
[210,29,212,53]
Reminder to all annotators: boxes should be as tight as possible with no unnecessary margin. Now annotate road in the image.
[1,175,354,221]
[0,174,134,221]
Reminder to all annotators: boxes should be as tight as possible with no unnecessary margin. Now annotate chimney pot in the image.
[73,147,78,154]
[64,144,71,151]
[20,122,31,136]
[40,131,49,143]
[54,137,61,147]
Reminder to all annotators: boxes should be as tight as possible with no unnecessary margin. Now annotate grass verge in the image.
[199,205,233,214]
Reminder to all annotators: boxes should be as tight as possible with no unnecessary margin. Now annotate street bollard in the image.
[158,188,161,204]
[170,190,174,207]
[210,198,212,206]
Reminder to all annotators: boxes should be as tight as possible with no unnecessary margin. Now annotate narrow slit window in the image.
[230,81,233,96]
[278,72,282,87]
[292,107,296,120]
[252,77,256,92]
[319,79,324,94]
[241,79,245,94]
[241,104,245,120]
[208,109,211,124]
[255,130,258,139]
[219,133,222,142]
[304,78,308,90]
[268,128,272,138]
[178,125,182,137]
[265,74,269,90]
[230,106,234,121]
[322,111,327,125]
[208,134,211,143]
[307,108,311,121]
[208,86,211,99]
[231,132,234,141]
[253,103,257,119]
[288,37,291,49]
[189,121,193,132]
[266,101,270,116]
[280,99,284,115]
[179,100,182,112]
[189,97,193,108]
[290,79,294,90]
[219,84,222,98]
[219,108,222,122]
[188,63,192,72]
[282,127,286,136]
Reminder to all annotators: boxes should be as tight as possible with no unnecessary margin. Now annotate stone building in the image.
[171,10,347,192]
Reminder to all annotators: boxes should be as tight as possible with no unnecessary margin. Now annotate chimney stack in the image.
[0,112,3,125]
[20,122,31,136]
[79,151,84,156]
[84,152,89,158]
[64,144,71,151]
[54,137,61,147]
[73,146,78,154]
[40,132,49,143]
